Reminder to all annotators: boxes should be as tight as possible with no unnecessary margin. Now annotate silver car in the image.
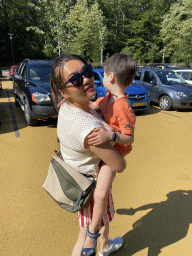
[135,67,192,111]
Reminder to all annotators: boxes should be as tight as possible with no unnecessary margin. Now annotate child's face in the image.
[103,71,111,92]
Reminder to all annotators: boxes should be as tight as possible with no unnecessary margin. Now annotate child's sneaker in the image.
[99,237,123,256]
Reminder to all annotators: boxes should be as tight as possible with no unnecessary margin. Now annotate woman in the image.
[50,54,126,256]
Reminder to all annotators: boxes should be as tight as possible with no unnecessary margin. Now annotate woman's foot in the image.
[99,237,123,256]
[81,228,100,255]
[82,236,94,254]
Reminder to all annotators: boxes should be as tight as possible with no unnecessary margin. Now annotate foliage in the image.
[0,0,192,66]
[161,0,192,64]
[119,0,177,63]
[26,0,70,57]
[66,0,106,63]
[0,0,46,65]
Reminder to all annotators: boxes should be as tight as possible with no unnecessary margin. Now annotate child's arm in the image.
[87,128,134,146]
[114,132,134,145]
[89,101,100,111]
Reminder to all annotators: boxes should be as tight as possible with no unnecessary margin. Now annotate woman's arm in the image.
[85,132,126,173]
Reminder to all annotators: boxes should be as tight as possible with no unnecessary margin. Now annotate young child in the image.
[89,53,137,156]
[82,53,138,256]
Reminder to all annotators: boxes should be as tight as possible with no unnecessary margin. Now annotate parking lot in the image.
[1,78,192,256]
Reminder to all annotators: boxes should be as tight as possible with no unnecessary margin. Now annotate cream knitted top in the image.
[57,101,111,176]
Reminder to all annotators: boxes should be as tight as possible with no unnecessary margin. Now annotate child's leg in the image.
[82,164,115,252]
[90,164,115,230]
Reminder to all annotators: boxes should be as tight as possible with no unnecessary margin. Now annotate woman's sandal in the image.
[81,228,100,256]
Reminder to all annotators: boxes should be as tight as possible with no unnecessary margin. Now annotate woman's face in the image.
[60,60,96,108]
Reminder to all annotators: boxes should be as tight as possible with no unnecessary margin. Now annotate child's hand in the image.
[87,128,112,146]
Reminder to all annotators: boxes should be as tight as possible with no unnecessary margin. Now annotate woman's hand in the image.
[87,128,112,146]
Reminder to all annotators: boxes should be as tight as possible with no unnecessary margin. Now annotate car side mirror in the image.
[150,79,157,85]
[14,74,23,81]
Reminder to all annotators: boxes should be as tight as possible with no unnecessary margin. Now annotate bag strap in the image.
[54,150,62,158]
[53,150,96,185]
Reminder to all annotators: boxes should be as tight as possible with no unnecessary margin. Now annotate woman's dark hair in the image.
[50,54,87,112]
[104,53,139,87]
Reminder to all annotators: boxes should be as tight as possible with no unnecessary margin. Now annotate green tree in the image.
[120,0,177,63]
[0,0,45,65]
[27,0,70,58]
[66,0,107,63]
[161,0,192,64]
[97,0,128,56]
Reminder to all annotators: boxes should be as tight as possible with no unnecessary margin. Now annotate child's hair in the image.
[104,53,139,87]
[50,54,87,112]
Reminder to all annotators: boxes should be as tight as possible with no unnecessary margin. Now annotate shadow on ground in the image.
[114,190,192,256]
[35,118,57,128]
[135,105,161,117]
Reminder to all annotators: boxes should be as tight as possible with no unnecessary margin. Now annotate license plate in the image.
[133,102,145,107]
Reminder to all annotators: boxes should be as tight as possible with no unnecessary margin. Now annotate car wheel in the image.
[14,93,20,107]
[24,98,37,125]
[159,95,172,111]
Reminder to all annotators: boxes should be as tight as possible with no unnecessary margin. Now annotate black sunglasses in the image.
[64,64,93,87]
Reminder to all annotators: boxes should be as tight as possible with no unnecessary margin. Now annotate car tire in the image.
[159,95,172,111]
[14,93,20,107]
[24,98,37,126]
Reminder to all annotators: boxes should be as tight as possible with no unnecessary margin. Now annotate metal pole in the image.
[8,33,15,65]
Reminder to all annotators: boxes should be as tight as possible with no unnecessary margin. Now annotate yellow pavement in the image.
[1,79,192,255]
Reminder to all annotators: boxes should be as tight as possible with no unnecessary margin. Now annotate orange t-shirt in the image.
[96,93,136,157]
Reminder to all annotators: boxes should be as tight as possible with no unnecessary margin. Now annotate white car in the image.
[173,69,192,85]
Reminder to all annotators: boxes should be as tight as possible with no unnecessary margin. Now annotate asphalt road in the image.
[1,78,192,256]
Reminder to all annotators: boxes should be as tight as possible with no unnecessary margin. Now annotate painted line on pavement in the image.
[160,111,182,118]
[152,105,182,118]
[6,89,20,137]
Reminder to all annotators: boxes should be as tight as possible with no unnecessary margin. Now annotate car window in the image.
[135,71,142,80]
[21,65,27,79]
[17,63,24,75]
[179,72,189,80]
[156,70,186,85]
[143,71,157,84]
[93,72,101,82]
[156,71,168,84]
[29,65,51,81]
[20,64,26,78]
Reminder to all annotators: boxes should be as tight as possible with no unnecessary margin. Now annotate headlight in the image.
[147,90,150,97]
[32,92,51,102]
[175,92,188,97]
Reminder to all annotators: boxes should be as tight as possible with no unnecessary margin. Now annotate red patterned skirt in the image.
[78,189,115,228]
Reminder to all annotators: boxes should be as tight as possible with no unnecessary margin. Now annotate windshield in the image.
[177,71,192,80]
[156,70,186,85]
[29,65,51,81]
[99,71,104,77]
